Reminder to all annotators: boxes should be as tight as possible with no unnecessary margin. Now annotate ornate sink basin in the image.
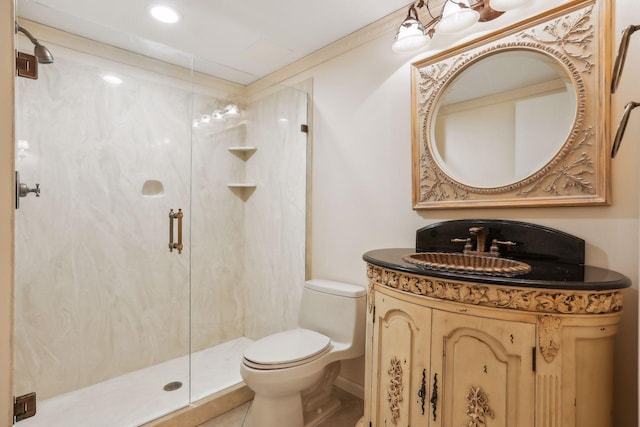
[402,252,532,277]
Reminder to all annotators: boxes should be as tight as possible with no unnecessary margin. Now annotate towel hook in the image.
[611,24,640,93]
[611,101,640,158]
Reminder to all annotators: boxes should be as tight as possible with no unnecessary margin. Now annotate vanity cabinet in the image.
[367,285,535,427]
[362,253,626,427]
[368,290,432,426]
[431,307,535,427]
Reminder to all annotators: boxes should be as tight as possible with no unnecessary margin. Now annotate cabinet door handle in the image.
[430,373,438,421]
[417,369,426,415]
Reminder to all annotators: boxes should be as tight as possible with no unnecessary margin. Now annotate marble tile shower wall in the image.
[243,86,308,339]
[190,94,245,353]
[13,45,252,399]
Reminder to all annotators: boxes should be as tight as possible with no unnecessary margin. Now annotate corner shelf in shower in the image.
[227,183,256,201]
[227,183,256,188]
[227,146,257,160]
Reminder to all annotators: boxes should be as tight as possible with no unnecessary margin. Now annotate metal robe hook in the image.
[611,101,640,158]
[611,24,640,93]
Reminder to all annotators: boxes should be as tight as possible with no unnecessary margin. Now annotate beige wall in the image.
[1,0,14,424]
[274,0,639,424]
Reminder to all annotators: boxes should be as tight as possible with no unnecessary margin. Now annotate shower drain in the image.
[163,381,183,392]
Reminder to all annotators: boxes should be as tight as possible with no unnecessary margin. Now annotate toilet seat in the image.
[243,328,331,370]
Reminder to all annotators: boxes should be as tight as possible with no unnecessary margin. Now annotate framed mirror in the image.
[411,0,610,209]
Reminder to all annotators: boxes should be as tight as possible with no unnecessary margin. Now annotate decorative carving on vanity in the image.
[464,386,495,427]
[368,282,375,313]
[367,264,623,315]
[538,316,562,363]
[387,357,404,424]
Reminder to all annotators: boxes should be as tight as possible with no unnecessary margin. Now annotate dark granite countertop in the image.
[363,248,631,291]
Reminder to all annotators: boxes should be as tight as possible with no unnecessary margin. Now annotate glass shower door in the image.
[13,12,194,426]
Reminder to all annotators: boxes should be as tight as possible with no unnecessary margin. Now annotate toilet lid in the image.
[243,328,331,367]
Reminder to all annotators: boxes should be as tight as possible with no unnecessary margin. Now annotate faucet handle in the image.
[452,237,472,252]
[18,182,40,198]
[490,239,516,255]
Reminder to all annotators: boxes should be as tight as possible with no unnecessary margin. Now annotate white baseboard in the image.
[334,375,364,400]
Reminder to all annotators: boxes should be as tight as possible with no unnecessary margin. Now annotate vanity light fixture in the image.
[150,5,181,24]
[392,0,530,53]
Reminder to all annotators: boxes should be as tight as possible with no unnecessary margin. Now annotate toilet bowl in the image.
[240,279,366,427]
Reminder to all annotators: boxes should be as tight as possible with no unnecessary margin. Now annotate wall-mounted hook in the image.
[611,101,640,158]
[611,24,640,93]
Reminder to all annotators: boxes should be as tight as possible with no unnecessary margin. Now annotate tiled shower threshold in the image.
[18,337,252,427]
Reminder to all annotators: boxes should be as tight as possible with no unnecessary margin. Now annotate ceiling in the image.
[17,0,412,85]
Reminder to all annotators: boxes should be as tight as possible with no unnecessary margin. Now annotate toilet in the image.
[240,279,366,427]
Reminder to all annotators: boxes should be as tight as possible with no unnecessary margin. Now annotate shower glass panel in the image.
[13,8,194,427]
[14,2,310,426]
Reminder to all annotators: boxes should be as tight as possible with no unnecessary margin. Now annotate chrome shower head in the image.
[16,23,54,64]
[33,43,54,64]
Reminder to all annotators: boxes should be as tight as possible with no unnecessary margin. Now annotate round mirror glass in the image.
[431,48,577,188]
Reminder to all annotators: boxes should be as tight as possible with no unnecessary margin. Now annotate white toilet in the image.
[240,279,366,427]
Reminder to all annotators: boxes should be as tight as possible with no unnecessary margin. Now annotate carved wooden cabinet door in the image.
[430,310,536,427]
[368,290,432,426]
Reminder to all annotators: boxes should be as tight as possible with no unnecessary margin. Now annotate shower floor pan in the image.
[18,337,252,427]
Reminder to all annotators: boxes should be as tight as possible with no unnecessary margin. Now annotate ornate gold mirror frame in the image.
[411,0,610,209]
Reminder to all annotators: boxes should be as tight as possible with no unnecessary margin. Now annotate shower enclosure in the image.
[13,4,309,426]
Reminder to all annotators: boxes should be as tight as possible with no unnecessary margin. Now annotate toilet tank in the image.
[298,279,366,358]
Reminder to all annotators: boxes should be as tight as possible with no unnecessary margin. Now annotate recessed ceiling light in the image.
[150,5,180,24]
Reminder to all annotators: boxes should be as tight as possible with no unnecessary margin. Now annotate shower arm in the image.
[15,23,41,47]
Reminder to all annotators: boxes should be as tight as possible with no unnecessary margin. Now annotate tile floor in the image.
[197,388,363,427]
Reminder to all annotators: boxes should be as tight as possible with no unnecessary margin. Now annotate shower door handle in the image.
[168,209,183,254]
